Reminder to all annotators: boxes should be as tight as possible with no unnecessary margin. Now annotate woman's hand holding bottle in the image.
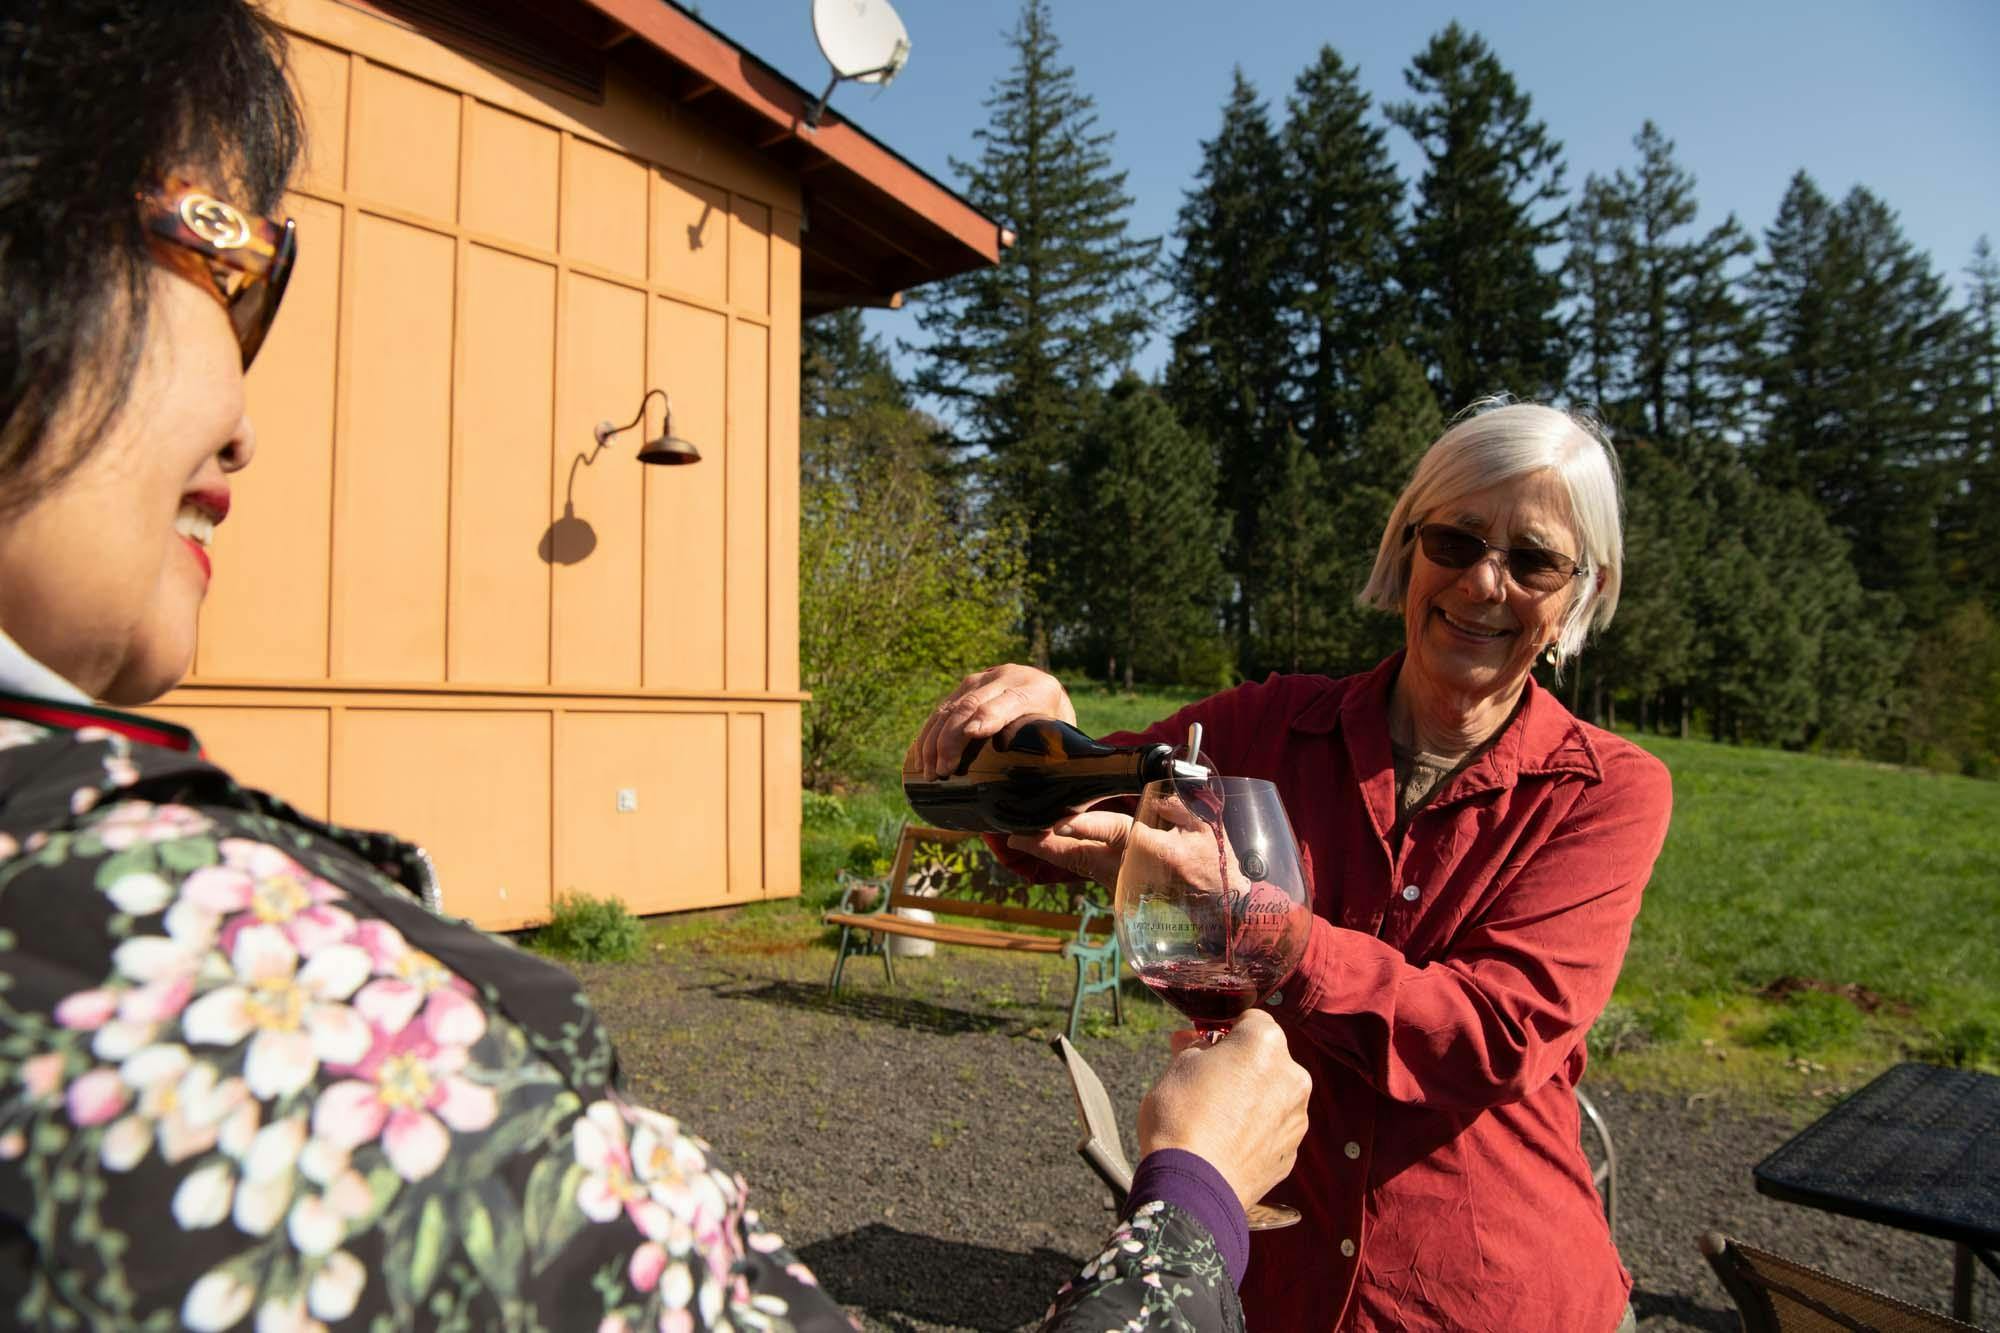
[907,663,1075,780]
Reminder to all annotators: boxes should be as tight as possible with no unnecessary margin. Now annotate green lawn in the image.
[793,684,2000,1095]
[1604,734,2000,1089]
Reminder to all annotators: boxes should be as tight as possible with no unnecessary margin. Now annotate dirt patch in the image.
[1761,974,1916,1017]
[573,941,1992,1331]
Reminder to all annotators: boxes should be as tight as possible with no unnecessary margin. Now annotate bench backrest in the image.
[885,825,1113,935]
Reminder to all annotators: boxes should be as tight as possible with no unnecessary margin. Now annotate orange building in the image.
[146,0,1001,929]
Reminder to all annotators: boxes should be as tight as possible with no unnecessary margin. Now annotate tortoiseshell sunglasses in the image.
[138,178,297,369]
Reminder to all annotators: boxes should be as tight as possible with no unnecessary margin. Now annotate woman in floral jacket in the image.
[0,2,1309,1329]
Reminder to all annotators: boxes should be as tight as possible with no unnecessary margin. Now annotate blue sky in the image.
[702,2,2000,380]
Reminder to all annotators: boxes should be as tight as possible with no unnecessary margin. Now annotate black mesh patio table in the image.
[1753,1062,2000,1322]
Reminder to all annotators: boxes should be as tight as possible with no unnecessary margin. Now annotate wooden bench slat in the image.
[825,823,1125,1040]
[823,911,1067,953]
[883,890,1112,935]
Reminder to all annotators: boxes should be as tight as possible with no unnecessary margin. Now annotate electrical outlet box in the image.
[616,788,638,813]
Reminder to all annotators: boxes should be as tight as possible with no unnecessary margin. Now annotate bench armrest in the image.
[831,868,893,917]
[1068,895,1117,950]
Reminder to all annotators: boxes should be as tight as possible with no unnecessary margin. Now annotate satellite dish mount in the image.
[805,0,911,129]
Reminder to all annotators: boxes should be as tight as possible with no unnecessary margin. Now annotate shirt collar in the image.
[1314,651,1603,799]
[0,624,90,704]
[0,627,199,753]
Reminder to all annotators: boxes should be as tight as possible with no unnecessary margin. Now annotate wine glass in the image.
[1114,774,1312,1230]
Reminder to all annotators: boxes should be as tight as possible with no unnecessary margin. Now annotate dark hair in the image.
[0,1,302,513]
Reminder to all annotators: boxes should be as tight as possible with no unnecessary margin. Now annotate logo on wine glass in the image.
[1240,849,1268,881]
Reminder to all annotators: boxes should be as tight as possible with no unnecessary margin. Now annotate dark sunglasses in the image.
[1410,522,1585,593]
[138,178,297,368]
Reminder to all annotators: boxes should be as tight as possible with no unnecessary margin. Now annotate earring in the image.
[1543,643,1559,666]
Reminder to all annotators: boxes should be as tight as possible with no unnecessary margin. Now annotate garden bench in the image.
[823,823,1123,1042]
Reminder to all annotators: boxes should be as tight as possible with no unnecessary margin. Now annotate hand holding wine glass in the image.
[1140,1009,1312,1212]
[1115,774,1313,1229]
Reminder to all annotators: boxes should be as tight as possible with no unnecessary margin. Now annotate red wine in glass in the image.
[1114,774,1312,1229]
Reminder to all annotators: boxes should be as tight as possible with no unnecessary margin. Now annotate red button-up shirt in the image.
[1025,655,1673,1332]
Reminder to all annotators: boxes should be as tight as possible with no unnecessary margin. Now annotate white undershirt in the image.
[0,625,90,704]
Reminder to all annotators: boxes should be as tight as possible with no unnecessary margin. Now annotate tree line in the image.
[801,0,2000,785]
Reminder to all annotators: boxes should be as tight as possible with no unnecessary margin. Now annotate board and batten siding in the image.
[148,0,804,931]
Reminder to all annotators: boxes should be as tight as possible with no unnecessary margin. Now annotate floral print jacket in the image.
[0,708,1236,1331]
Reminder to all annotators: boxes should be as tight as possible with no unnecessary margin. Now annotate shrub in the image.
[1752,990,1862,1054]
[1920,1017,2000,1069]
[844,834,889,879]
[532,891,644,963]
[801,790,848,830]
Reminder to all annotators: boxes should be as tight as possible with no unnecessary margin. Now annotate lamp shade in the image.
[636,431,701,465]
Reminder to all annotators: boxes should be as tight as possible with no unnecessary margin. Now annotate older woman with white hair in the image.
[911,400,1673,1333]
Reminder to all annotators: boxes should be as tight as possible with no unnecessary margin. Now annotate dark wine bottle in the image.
[902,716,1208,835]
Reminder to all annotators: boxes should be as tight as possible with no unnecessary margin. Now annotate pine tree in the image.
[799,316,1023,787]
[1248,426,1344,674]
[1317,347,1441,674]
[1587,440,1702,733]
[910,0,1158,663]
[1164,69,1289,666]
[802,310,912,484]
[1943,237,2000,607]
[1749,178,1970,626]
[1561,124,1752,463]
[1279,46,1405,455]
[1390,23,1567,411]
[1064,376,1229,687]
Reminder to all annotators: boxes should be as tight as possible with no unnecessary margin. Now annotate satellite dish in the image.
[805,0,911,127]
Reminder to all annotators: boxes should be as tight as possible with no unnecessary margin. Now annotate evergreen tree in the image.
[1064,376,1230,687]
[1943,237,2000,606]
[1564,173,1628,420]
[910,0,1158,663]
[1163,69,1289,663]
[1587,440,1701,733]
[1390,23,1568,410]
[1318,347,1442,674]
[802,309,912,484]
[1561,124,1751,463]
[1248,426,1343,674]
[1279,46,1405,455]
[799,316,1023,788]
[1750,178,1970,626]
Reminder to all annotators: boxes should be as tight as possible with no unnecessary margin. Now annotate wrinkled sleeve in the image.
[1036,1200,1242,1333]
[1274,743,1673,1110]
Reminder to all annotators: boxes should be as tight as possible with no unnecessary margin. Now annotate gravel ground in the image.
[571,931,1992,1332]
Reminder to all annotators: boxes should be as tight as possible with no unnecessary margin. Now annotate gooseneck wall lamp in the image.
[596,387,701,466]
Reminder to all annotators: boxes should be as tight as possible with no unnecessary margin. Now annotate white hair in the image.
[1358,399,1624,670]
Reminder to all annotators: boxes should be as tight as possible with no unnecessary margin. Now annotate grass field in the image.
[785,682,2000,1097]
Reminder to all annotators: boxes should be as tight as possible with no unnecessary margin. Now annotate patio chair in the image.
[1699,1232,1981,1332]
[1577,1084,1618,1240]
[1050,1034,1133,1212]
[1047,1039,1624,1236]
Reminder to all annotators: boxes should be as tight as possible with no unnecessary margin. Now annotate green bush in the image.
[844,834,889,879]
[531,892,644,963]
[1588,998,1689,1059]
[801,790,848,829]
[1751,990,1862,1054]
[1920,1017,2000,1069]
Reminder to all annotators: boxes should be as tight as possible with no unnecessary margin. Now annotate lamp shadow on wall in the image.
[539,445,606,566]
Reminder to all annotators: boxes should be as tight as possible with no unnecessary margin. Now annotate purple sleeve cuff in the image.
[1126,1148,1250,1287]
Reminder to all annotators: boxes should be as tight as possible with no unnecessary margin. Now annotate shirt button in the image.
[1265,989,1284,1006]
[1344,1141,1361,1159]
[1401,884,1421,902]
[1340,1238,1357,1258]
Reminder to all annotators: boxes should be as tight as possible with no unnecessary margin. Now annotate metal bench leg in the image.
[829,925,853,992]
